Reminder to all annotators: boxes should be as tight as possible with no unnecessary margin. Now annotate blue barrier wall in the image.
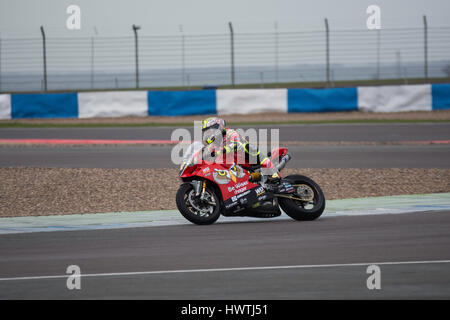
[288,87,358,113]
[11,93,78,119]
[148,90,216,116]
[1,84,449,120]
[432,84,450,110]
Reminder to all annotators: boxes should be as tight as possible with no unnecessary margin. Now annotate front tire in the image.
[278,175,325,221]
[176,183,221,225]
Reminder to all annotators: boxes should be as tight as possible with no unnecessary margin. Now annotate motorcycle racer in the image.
[200,117,280,183]
[176,120,325,225]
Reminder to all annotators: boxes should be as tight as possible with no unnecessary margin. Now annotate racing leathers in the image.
[202,127,280,182]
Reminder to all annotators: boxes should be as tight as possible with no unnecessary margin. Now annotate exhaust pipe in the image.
[276,153,291,171]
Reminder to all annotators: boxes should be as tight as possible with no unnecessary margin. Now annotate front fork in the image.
[191,180,208,200]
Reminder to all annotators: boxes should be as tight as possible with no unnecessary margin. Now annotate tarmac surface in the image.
[0,211,449,299]
[1,123,449,142]
[1,122,449,299]
[0,123,449,169]
[1,144,449,168]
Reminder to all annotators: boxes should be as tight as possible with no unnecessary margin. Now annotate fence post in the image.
[179,25,186,87]
[423,15,428,79]
[40,26,47,92]
[0,34,2,92]
[228,22,235,88]
[324,18,330,86]
[396,51,403,80]
[90,36,94,89]
[376,29,380,80]
[132,24,141,89]
[274,21,279,85]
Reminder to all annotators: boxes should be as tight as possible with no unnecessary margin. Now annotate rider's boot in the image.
[248,170,279,185]
[260,157,281,185]
[266,172,281,184]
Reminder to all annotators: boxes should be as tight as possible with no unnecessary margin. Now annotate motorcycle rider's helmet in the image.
[201,117,226,146]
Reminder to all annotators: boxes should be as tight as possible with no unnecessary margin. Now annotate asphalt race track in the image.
[0,123,450,169]
[0,211,450,299]
[1,144,449,169]
[0,122,450,299]
[1,123,450,141]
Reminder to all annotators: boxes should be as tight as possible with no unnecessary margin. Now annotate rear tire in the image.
[278,175,325,221]
[176,183,221,225]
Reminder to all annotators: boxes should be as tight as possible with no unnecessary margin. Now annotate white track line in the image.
[1,260,449,282]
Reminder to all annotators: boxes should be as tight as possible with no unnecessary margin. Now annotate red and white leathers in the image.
[203,127,280,179]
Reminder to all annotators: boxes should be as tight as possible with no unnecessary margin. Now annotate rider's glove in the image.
[216,146,231,156]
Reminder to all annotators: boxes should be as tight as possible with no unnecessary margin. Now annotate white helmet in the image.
[201,117,226,146]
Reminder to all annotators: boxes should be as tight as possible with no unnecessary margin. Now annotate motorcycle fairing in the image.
[182,162,260,202]
[270,147,288,162]
[222,184,280,217]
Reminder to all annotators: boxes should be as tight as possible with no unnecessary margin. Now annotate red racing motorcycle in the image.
[176,142,325,225]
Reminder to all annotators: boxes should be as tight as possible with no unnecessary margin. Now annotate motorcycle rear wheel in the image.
[278,175,325,221]
[176,183,221,225]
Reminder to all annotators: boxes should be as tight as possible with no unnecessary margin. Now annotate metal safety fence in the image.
[0,19,449,93]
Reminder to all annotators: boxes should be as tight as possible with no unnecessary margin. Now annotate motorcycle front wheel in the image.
[278,175,325,221]
[176,182,221,225]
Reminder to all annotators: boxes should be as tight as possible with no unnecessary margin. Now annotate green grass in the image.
[3,77,449,94]
[1,118,449,129]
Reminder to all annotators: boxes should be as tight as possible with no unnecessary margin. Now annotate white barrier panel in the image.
[78,91,148,118]
[217,89,287,115]
[0,94,11,119]
[358,84,432,113]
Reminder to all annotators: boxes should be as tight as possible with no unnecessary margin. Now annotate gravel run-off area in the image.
[1,110,449,217]
[1,167,449,217]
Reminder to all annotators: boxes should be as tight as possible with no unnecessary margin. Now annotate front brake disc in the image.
[188,190,213,216]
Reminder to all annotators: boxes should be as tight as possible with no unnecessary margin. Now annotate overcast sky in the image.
[1,0,450,38]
